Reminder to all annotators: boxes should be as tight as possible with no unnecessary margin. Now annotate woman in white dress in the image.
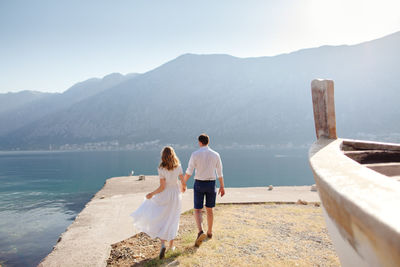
[130,146,184,259]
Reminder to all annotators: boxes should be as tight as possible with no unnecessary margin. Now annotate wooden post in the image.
[311,79,337,139]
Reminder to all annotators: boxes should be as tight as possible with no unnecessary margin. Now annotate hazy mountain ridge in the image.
[0,90,56,115]
[0,72,140,138]
[1,31,400,150]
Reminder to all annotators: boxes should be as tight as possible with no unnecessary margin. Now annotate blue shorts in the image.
[194,180,217,209]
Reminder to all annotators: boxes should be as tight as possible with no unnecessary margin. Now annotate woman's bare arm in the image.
[146,178,166,199]
[179,174,185,192]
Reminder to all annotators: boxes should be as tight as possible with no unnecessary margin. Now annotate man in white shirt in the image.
[182,133,225,247]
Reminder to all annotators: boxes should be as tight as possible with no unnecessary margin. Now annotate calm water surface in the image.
[0,148,314,267]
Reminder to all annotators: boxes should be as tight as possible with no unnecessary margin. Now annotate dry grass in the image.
[107,203,340,267]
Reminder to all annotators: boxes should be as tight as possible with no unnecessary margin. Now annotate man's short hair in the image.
[198,134,209,145]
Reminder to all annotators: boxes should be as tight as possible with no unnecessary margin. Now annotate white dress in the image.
[130,165,183,241]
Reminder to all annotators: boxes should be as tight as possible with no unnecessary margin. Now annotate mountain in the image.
[0,72,140,138]
[0,91,55,115]
[1,31,400,150]
[61,72,139,103]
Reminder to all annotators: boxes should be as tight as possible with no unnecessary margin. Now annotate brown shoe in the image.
[207,232,212,239]
[195,231,207,247]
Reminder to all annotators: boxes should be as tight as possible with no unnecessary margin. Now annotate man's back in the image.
[186,146,223,181]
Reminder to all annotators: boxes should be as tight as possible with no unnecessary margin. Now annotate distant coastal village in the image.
[50,141,303,151]
[58,140,162,151]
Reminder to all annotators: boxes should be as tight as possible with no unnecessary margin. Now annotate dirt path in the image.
[107,203,339,267]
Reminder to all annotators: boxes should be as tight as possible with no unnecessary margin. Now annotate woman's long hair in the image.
[159,146,180,170]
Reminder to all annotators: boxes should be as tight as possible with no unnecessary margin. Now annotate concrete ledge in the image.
[39,176,319,267]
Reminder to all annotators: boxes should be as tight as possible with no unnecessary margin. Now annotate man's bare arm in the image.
[183,173,191,183]
[218,176,225,197]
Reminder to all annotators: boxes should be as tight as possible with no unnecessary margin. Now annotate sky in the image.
[1,0,400,93]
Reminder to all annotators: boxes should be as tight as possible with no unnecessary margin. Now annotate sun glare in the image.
[306,0,400,45]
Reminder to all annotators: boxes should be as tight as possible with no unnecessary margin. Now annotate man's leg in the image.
[206,207,213,236]
[194,180,204,232]
[194,209,207,247]
[194,208,203,232]
[193,180,207,247]
[204,181,217,238]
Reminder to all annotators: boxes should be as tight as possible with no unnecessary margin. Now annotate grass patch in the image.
[181,209,194,215]
[180,232,195,246]
[142,249,183,267]
[108,203,339,267]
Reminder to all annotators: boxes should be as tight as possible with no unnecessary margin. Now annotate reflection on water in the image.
[0,148,313,266]
[0,190,91,266]
[0,203,73,266]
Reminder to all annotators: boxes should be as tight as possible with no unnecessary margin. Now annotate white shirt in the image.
[186,146,223,180]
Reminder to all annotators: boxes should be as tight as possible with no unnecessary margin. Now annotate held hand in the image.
[181,182,187,193]
[146,193,153,199]
[218,187,225,197]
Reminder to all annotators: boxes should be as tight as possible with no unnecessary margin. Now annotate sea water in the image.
[0,148,313,266]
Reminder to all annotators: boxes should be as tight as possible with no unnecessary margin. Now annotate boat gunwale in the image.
[342,139,400,152]
[309,137,400,266]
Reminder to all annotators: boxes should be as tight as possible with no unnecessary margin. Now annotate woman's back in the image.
[158,165,183,186]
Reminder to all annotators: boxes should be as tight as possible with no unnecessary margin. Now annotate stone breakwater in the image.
[38,176,319,267]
